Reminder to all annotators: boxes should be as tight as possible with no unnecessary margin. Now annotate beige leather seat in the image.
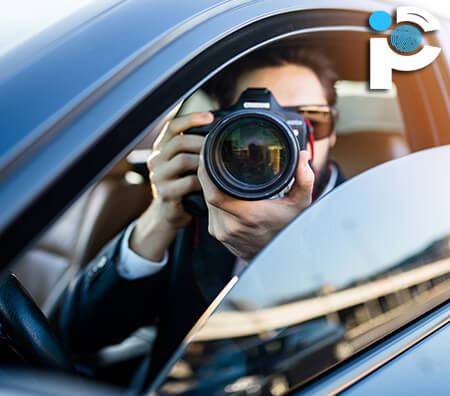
[11,160,151,316]
[331,81,410,178]
[330,131,410,178]
[11,193,91,313]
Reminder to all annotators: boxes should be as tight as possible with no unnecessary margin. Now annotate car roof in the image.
[0,1,123,58]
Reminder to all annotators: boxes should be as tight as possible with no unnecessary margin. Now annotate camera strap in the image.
[305,117,315,164]
[305,117,318,200]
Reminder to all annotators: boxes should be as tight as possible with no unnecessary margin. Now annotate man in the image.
[60,46,344,377]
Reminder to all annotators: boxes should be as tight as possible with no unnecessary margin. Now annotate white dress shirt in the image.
[117,221,168,279]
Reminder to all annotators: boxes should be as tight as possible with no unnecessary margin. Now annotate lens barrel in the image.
[204,110,300,200]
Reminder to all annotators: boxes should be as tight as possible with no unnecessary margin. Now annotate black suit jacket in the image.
[60,215,235,373]
[60,162,345,374]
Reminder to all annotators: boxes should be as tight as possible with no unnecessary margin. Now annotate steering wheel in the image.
[0,273,73,371]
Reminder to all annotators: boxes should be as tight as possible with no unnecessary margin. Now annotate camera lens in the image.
[204,111,300,200]
[219,118,287,186]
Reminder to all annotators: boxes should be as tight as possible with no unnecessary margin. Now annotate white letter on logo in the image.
[370,38,441,89]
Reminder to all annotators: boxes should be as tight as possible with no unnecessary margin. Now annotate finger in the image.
[286,150,314,204]
[198,157,251,218]
[154,112,213,149]
[198,154,229,208]
[161,134,205,162]
[151,153,199,182]
[154,174,201,201]
[148,135,204,170]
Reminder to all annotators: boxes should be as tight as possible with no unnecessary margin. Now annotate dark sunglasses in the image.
[285,105,337,140]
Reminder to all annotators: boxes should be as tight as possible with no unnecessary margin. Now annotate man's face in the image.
[232,64,336,173]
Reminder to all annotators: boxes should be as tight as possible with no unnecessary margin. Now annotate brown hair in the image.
[204,46,338,108]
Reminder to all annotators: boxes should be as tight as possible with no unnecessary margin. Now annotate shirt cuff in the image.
[117,221,168,280]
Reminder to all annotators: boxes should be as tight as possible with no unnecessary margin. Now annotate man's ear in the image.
[329,131,337,148]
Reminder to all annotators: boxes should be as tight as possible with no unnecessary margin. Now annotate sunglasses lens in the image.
[298,107,334,140]
[309,118,333,140]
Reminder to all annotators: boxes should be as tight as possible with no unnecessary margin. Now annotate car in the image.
[0,0,448,395]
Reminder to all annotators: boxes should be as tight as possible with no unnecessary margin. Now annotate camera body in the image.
[183,88,309,215]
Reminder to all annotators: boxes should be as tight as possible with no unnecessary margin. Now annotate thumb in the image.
[286,150,315,205]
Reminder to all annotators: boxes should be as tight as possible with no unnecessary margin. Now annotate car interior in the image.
[2,20,448,393]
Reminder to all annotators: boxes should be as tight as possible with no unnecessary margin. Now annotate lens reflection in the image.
[220,118,287,186]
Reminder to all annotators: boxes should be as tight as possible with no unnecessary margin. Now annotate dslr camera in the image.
[183,88,310,215]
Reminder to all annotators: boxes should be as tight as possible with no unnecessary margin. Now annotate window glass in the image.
[154,145,450,395]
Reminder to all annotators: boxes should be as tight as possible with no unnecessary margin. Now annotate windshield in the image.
[152,145,450,395]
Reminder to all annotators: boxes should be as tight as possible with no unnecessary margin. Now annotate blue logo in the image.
[368,7,441,89]
[390,25,422,53]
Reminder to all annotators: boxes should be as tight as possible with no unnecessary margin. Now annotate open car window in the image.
[152,145,450,395]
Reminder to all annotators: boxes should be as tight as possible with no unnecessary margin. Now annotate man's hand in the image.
[130,112,213,261]
[198,150,314,262]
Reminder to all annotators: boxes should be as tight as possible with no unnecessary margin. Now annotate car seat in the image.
[11,159,151,316]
